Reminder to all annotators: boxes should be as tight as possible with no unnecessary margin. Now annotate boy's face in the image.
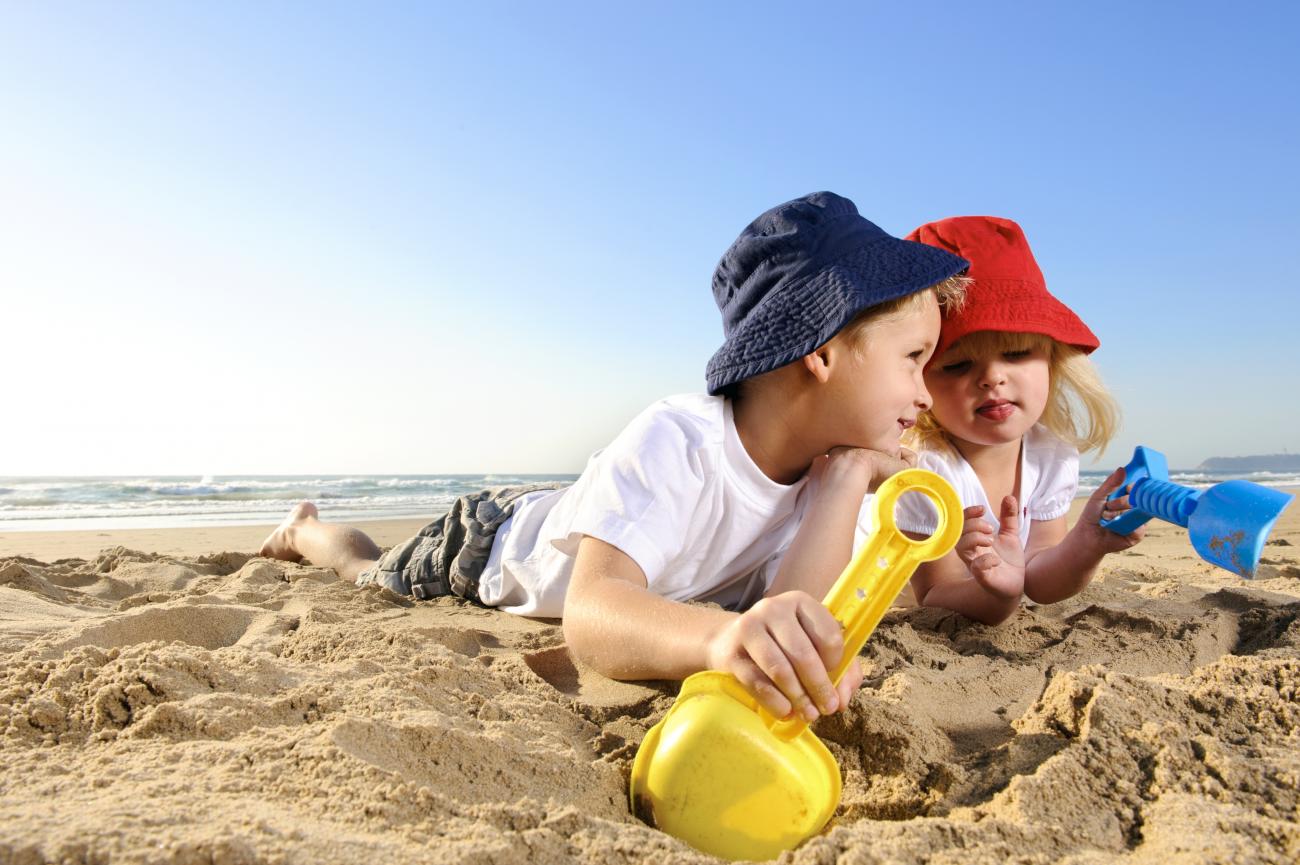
[923,334,1052,449]
[826,292,941,455]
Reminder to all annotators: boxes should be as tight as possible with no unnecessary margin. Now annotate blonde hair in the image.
[839,275,970,346]
[907,330,1119,457]
[727,275,970,400]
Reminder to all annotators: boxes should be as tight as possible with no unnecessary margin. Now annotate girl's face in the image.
[923,333,1052,449]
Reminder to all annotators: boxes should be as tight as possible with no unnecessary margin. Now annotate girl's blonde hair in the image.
[907,330,1119,457]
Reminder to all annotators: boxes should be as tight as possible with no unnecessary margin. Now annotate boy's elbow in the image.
[561,605,619,679]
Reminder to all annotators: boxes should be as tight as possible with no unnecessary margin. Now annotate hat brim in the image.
[932,281,1100,359]
[706,238,967,394]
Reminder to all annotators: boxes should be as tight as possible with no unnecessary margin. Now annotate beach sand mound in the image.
[1,521,1298,864]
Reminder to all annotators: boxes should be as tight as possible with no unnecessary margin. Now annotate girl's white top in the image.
[477,393,812,618]
[857,424,1079,550]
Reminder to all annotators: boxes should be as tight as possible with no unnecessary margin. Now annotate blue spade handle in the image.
[1101,445,1293,578]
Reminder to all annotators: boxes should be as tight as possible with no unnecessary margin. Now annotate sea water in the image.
[0,474,578,532]
[2,469,1297,532]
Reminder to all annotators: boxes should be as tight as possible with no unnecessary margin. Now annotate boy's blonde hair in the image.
[907,330,1119,456]
[838,275,970,345]
[728,276,970,400]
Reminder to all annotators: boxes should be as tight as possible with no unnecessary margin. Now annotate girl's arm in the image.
[909,497,1025,625]
[910,546,1022,625]
[1023,469,1144,603]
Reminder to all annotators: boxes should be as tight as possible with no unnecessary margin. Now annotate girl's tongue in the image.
[977,400,1015,421]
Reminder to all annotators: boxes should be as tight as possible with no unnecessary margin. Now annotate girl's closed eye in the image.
[940,359,971,374]
[1003,349,1032,360]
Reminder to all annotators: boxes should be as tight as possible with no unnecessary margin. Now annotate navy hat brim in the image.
[705,237,967,395]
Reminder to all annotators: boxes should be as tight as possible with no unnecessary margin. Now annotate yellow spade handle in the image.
[763,469,962,739]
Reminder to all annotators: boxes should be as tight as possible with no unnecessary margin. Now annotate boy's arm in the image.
[563,536,860,722]
[562,537,730,680]
[766,447,911,599]
[1024,469,1144,603]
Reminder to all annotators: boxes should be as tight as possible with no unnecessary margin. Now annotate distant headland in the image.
[1197,453,1300,472]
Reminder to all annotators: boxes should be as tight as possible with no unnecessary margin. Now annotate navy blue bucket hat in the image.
[706,192,969,395]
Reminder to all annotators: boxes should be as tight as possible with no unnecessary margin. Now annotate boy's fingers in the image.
[796,599,846,671]
[744,629,818,721]
[771,609,839,716]
[835,659,862,710]
[963,505,986,520]
[731,659,791,719]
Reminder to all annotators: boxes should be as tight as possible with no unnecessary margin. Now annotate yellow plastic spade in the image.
[629,469,962,860]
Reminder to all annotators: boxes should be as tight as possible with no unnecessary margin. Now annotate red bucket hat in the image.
[906,216,1100,360]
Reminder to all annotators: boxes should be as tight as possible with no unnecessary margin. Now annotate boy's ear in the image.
[802,345,833,383]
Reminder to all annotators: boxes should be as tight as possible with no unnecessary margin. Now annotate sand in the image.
[1,497,1298,864]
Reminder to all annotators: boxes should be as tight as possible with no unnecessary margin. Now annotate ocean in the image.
[0,475,579,532]
[2,469,1298,533]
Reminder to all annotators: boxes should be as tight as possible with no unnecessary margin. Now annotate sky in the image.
[2,1,1297,475]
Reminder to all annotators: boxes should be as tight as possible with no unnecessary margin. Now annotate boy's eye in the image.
[908,349,926,361]
[940,360,972,374]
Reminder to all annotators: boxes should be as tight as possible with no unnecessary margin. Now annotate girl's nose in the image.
[978,361,1007,389]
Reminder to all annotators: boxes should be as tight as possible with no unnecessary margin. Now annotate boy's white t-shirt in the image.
[856,424,1079,549]
[477,393,813,618]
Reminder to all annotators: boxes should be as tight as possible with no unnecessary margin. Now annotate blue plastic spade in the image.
[1101,446,1294,578]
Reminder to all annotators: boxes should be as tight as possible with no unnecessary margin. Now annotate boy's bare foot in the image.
[258,501,319,563]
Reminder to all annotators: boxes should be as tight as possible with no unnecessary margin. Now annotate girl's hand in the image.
[704,591,857,722]
[1075,467,1146,553]
[957,498,1026,599]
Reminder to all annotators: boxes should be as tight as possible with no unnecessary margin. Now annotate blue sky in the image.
[3,1,1297,474]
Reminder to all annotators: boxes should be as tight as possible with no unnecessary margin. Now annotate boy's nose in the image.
[916,380,932,411]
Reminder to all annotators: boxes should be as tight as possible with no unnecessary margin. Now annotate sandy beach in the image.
[2,496,1298,863]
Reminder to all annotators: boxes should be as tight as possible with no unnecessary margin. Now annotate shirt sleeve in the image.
[558,405,709,588]
[1028,438,1080,521]
[892,450,955,536]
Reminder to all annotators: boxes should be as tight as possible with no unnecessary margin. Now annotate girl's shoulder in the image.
[1023,423,1079,461]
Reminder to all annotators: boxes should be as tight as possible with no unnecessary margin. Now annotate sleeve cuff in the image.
[1028,503,1070,521]
[562,517,668,587]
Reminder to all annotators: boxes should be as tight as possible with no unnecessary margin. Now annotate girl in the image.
[895,216,1143,624]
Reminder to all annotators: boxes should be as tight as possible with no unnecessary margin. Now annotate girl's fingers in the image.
[1091,467,1129,501]
[998,495,1020,538]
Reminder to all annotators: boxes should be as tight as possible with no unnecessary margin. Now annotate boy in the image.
[259,192,967,723]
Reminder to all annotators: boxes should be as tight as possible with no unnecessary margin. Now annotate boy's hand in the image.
[812,446,917,493]
[705,590,861,722]
[1074,467,1146,553]
[958,498,1026,599]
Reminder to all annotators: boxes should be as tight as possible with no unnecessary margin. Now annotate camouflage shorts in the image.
[356,483,567,602]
